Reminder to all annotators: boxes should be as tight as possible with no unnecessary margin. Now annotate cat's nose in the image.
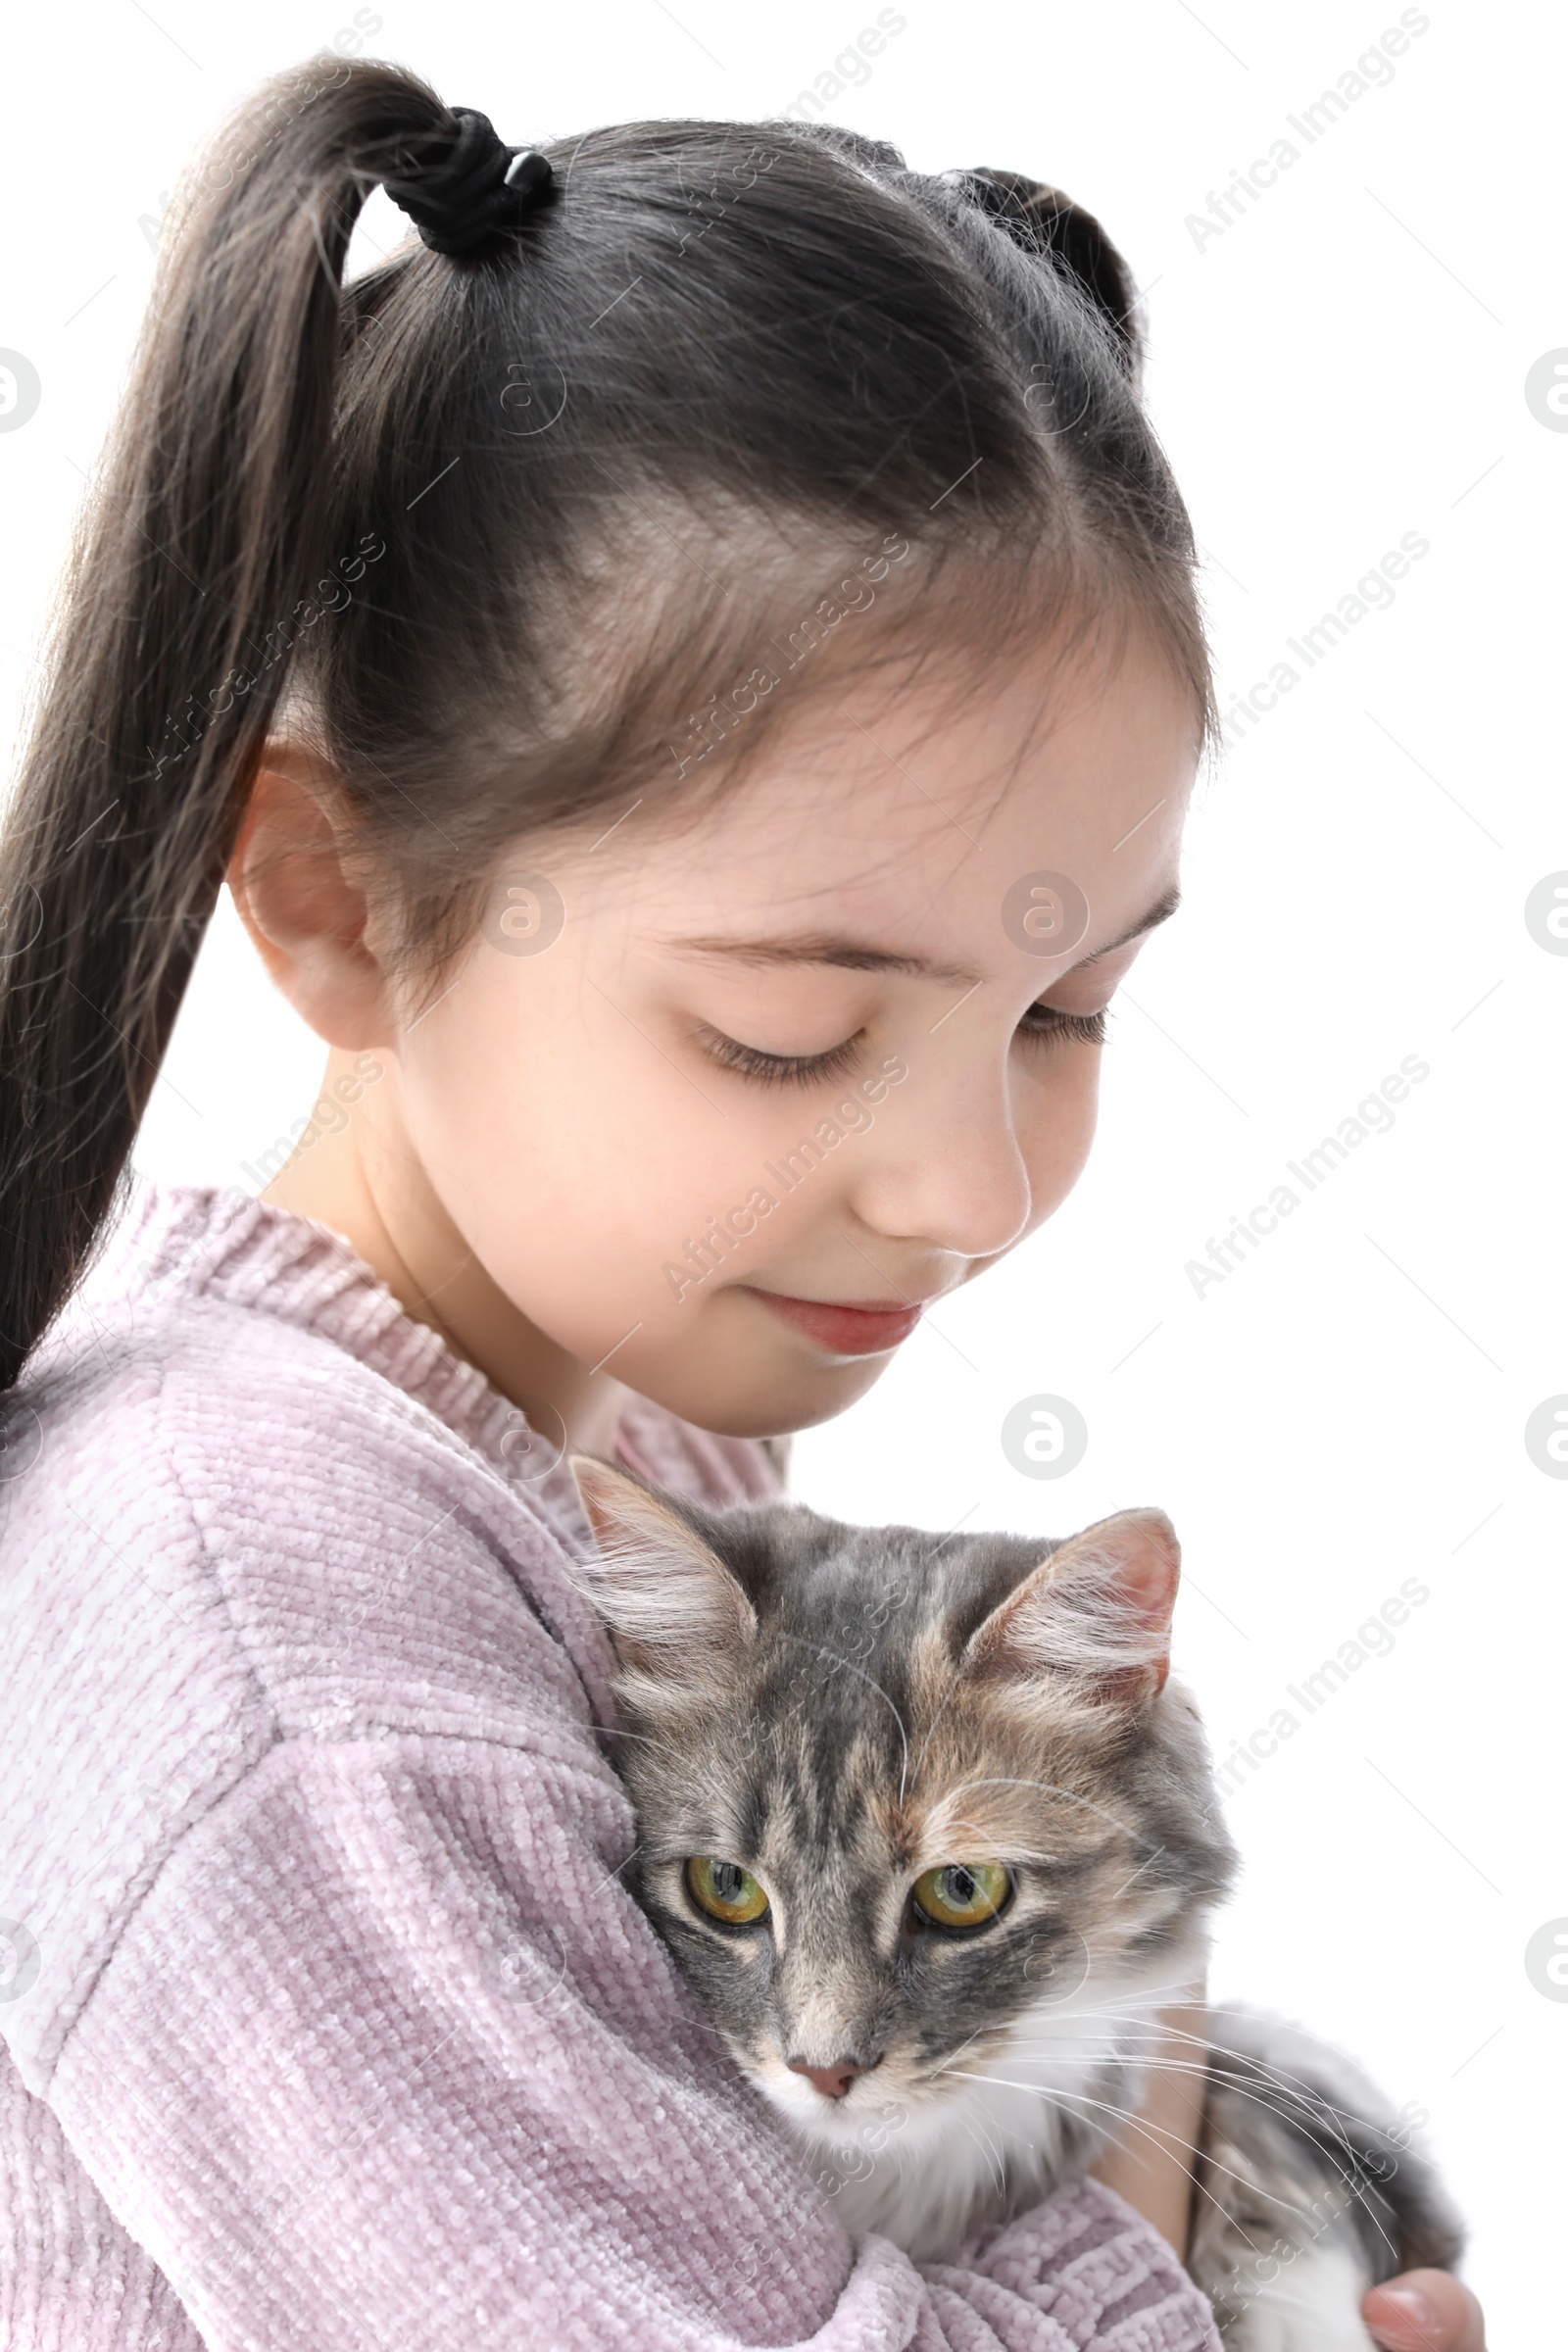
[788,2057,875,2100]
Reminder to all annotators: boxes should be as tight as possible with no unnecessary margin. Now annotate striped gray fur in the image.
[569,1463,1463,2348]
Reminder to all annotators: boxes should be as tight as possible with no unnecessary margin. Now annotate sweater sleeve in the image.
[0,1303,1218,2352]
[40,1730,1217,2352]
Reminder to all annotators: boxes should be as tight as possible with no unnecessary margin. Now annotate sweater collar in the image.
[90,1178,601,1542]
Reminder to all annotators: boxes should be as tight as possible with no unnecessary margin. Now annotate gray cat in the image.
[568,1459,1463,2350]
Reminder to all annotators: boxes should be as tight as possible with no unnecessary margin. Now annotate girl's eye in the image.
[1016,1004,1108,1050]
[697,1027,863,1089]
[910,1861,1012,1931]
[685,1856,770,1925]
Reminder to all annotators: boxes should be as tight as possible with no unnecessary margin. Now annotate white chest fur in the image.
[771,1972,1172,2262]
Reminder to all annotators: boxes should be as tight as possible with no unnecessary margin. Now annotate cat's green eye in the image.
[911,1861,1012,1931]
[685,1856,770,1926]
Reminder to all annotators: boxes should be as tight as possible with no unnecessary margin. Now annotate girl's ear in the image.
[226,745,389,1051]
[567,1455,757,1676]
[962,1507,1181,1711]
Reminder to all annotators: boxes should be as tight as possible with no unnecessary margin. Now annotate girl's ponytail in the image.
[0,59,453,1395]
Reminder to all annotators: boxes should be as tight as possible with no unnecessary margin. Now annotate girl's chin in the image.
[627,1342,891,1444]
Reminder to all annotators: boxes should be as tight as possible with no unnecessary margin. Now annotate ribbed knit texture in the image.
[0,1181,1220,2351]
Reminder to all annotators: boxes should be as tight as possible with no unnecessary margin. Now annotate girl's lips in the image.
[746,1288,924,1357]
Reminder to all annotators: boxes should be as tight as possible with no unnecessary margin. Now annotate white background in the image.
[3,0,1563,2338]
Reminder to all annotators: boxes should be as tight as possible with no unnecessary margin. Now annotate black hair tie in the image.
[382,109,554,259]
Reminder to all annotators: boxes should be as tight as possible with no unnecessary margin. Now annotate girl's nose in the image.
[853,1088,1034,1264]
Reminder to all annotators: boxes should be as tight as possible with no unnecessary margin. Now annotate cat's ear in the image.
[567,1454,757,1674]
[962,1507,1180,1710]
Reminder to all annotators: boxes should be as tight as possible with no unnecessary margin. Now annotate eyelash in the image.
[698,1030,865,1090]
[697,1003,1107,1088]
[1016,1004,1109,1051]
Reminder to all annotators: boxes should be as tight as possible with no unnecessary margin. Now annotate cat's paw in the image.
[1213,2240,1379,2352]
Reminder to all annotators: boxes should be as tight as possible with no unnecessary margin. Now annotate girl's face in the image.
[389,628,1198,1436]
[246,625,1199,1443]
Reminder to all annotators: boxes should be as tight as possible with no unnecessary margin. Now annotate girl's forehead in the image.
[596,642,1197,957]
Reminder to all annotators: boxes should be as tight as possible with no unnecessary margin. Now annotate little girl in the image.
[0,56,1481,2352]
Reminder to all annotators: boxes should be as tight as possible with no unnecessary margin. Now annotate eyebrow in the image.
[662,884,1182,985]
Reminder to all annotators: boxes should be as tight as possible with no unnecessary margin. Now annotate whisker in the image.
[951,2044,1401,2269]
[945,2071,1280,2238]
[1007,2000,1393,2181]
[1106,1844,1169,1902]
[958,2110,1007,2199]
[1120,2019,1400,2221]
[998,2024,1381,2180]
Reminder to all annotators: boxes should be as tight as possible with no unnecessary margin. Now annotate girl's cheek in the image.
[1013,1051,1103,1231]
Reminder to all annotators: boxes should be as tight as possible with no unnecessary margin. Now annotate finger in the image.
[1362,2270,1486,2352]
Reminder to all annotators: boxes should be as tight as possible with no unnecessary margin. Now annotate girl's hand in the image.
[1364,2273,1487,2351]
[1087,1990,1209,2256]
[1090,1998,1487,2352]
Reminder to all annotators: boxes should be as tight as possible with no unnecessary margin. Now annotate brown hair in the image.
[0,55,1213,1395]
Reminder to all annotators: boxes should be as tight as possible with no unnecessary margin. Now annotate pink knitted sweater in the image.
[0,1181,1221,2352]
